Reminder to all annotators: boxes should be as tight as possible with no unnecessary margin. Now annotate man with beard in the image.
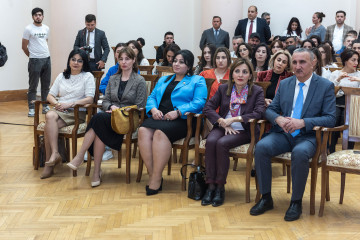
[22,7,51,117]
[325,10,353,52]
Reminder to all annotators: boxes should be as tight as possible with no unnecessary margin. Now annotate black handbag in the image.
[181,164,208,200]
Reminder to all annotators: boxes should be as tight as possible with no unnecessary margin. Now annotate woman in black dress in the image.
[138,50,207,195]
[67,47,147,187]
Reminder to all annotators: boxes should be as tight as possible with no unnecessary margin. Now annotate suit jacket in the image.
[74,28,110,63]
[203,84,265,139]
[102,72,147,111]
[325,24,353,42]
[199,28,230,49]
[266,74,336,139]
[146,74,207,119]
[234,17,271,43]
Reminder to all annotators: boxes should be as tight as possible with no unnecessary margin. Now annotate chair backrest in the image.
[111,46,116,65]
[336,57,341,63]
[142,74,159,96]
[329,67,341,72]
[156,66,174,77]
[154,46,159,52]
[91,71,104,103]
[342,87,360,146]
[205,78,216,101]
[254,82,271,96]
[148,59,156,65]
[138,65,154,75]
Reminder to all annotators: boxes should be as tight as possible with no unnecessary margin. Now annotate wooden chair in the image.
[156,66,174,77]
[329,67,341,72]
[111,46,116,64]
[148,59,156,65]
[318,87,360,217]
[33,71,104,176]
[138,65,154,75]
[154,46,159,52]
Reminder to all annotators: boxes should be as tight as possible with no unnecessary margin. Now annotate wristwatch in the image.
[238,116,242,121]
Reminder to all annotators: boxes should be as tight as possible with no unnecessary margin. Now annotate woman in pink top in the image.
[200,47,231,99]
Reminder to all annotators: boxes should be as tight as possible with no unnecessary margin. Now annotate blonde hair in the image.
[269,50,292,72]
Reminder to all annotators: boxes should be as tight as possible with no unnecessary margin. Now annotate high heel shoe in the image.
[91,170,102,187]
[146,178,163,196]
[66,159,83,171]
[45,152,62,167]
[40,165,54,179]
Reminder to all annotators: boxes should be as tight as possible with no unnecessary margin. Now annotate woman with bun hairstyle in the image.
[305,12,326,42]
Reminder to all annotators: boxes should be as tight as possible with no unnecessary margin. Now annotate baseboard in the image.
[0,89,27,102]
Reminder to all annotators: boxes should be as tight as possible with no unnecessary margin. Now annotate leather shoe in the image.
[212,188,225,207]
[146,178,163,196]
[250,197,274,215]
[284,202,302,221]
[201,188,215,206]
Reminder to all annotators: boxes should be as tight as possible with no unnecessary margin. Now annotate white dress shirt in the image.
[86,29,95,59]
[291,74,313,117]
[332,25,344,52]
[245,19,257,43]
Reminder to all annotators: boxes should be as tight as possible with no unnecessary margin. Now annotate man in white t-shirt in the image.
[22,7,51,117]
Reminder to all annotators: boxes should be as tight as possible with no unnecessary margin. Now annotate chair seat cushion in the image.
[173,137,195,146]
[37,121,87,134]
[274,152,313,162]
[327,150,360,169]
[199,139,250,154]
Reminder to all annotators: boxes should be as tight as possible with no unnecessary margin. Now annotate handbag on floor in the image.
[111,105,138,134]
[181,164,208,200]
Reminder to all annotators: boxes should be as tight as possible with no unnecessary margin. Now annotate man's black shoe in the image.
[212,188,225,207]
[250,197,274,215]
[284,202,302,221]
[201,189,215,206]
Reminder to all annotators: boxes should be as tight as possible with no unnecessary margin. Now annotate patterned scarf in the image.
[229,85,248,117]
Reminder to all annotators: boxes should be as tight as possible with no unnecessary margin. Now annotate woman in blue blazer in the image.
[138,50,207,195]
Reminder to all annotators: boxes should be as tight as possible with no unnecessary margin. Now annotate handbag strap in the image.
[180,164,206,179]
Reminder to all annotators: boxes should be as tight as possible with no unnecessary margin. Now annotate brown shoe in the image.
[40,165,54,179]
[45,152,62,167]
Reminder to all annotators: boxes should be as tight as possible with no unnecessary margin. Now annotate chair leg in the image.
[282,162,286,176]
[286,164,291,193]
[71,138,77,177]
[339,172,346,204]
[136,152,143,182]
[233,157,238,171]
[132,142,137,158]
[173,148,177,163]
[318,167,327,217]
[181,150,188,191]
[245,158,252,203]
[118,148,122,168]
[85,151,91,176]
[200,154,204,166]
[167,156,172,175]
[309,166,318,215]
[326,171,330,201]
[126,139,132,184]
[34,135,40,170]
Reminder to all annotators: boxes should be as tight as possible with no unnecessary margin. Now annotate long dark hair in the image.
[126,40,145,65]
[116,47,138,74]
[252,43,270,71]
[199,43,216,70]
[162,43,181,66]
[286,17,303,38]
[63,49,90,79]
[311,48,323,76]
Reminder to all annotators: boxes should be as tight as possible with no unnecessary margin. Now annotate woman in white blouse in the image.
[282,17,306,45]
[127,40,150,66]
[329,49,360,153]
[40,49,95,179]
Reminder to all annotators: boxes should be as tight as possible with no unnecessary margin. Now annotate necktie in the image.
[86,31,90,59]
[248,20,254,42]
[215,30,218,41]
[291,82,305,137]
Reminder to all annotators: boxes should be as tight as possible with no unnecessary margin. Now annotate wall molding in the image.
[0,89,27,102]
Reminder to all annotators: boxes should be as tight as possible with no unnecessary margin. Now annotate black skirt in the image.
[86,112,124,155]
[141,117,189,143]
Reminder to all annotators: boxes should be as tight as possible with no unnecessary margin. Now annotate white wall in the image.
[243,0,357,38]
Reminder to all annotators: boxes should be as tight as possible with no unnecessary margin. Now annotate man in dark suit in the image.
[74,14,110,71]
[199,16,230,50]
[234,5,271,44]
[249,48,336,221]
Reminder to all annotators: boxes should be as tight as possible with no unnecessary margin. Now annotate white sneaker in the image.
[42,106,50,114]
[28,109,35,117]
[102,150,113,161]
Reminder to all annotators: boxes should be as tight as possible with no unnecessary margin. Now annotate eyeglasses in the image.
[71,58,83,63]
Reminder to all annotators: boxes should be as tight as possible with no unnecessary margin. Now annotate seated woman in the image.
[200,47,231,99]
[236,43,252,61]
[319,44,338,69]
[159,43,181,67]
[282,17,306,44]
[309,35,321,47]
[127,40,150,66]
[324,40,338,62]
[328,49,360,153]
[194,43,216,75]
[201,58,266,207]
[270,40,284,55]
[251,43,270,72]
[301,39,316,49]
[256,50,293,106]
[67,47,147,186]
[40,49,95,179]
[311,47,330,79]
[99,42,126,94]
[138,50,207,195]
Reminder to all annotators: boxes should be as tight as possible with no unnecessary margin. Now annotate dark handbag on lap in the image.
[181,164,208,200]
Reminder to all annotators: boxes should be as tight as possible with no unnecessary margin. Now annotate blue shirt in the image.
[99,63,119,94]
